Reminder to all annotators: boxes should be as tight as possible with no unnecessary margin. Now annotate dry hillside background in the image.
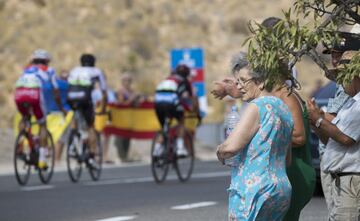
[0,0,330,128]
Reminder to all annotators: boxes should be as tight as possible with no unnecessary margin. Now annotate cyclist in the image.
[14,49,64,169]
[67,53,107,167]
[153,64,195,157]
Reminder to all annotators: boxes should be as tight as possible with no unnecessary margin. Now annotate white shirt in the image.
[321,92,360,173]
[68,66,107,90]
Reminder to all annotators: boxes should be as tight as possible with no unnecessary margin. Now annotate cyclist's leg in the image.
[155,103,166,131]
[81,101,97,156]
[153,103,167,156]
[15,103,29,132]
[172,106,187,156]
[33,92,48,168]
[34,91,48,147]
[15,88,33,131]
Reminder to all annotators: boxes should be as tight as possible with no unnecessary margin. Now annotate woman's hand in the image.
[211,81,228,100]
[211,77,240,99]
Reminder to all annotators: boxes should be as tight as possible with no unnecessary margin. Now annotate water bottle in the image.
[224,105,240,166]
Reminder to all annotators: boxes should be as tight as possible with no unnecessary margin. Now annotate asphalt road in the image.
[0,160,328,221]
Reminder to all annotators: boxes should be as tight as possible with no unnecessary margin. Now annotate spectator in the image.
[307,50,360,220]
[102,73,145,163]
[262,17,316,221]
[212,17,316,221]
[116,73,145,162]
[317,29,360,214]
[216,52,294,220]
[92,82,117,164]
[54,70,71,164]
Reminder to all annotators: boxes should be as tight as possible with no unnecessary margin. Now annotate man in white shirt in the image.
[308,50,360,221]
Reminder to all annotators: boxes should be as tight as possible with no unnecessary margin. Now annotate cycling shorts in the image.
[67,85,94,127]
[15,87,46,124]
[154,102,184,128]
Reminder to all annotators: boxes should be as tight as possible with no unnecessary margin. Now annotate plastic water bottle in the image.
[224,105,240,166]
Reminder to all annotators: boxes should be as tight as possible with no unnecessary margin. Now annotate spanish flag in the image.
[96,101,198,139]
[14,111,73,143]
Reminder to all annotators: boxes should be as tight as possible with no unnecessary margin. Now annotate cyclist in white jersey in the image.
[67,54,107,164]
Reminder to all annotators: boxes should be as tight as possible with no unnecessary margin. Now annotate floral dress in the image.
[228,96,294,221]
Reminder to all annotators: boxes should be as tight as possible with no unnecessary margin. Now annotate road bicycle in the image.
[66,110,109,183]
[14,105,55,186]
[151,115,195,183]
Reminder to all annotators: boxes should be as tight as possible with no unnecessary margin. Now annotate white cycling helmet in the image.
[31,49,51,61]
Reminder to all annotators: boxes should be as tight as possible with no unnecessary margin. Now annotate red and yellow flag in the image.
[96,101,198,139]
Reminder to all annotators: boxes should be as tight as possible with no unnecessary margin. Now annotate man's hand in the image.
[307,98,324,125]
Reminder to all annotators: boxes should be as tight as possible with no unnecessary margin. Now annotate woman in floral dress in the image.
[217,52,294,221]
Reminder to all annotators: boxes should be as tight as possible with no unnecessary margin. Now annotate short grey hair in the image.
[230,51,265,79]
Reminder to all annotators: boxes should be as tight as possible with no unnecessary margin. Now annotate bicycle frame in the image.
[20,118,39,152]
[151,115,196,183]
[162,117,174,162]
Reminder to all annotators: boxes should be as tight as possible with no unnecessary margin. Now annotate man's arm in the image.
[51,74,66,115]
[314,118,355,146]
[307,99,355,146]
[98,70,108,113]
[312,112,336,144]
[100,90,108,113]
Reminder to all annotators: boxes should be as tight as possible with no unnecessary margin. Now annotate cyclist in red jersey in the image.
[14,49,64,168]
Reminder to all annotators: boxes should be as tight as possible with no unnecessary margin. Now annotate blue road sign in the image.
[170,48,204,69]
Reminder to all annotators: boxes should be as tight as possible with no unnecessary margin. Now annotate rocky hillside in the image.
[0,0,328,127]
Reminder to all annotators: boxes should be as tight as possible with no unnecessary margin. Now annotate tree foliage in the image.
[337,52,360,85]
[246,0,360,89]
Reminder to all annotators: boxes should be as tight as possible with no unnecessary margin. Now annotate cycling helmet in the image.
[31,49,51,61]
[175,64,190,78]
[80,53,96,67]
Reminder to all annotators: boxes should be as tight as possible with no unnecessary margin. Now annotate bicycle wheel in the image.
[174,131,195,182]
[151,132,170,183]
[66,129,83,183]
[88,132,102,181]
[14,131,31,186]
[38,130,55,184]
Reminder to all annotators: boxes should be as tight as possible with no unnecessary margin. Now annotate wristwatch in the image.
[315,117,324,128]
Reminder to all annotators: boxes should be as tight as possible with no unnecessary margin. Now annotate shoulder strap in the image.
[292,91,305,112]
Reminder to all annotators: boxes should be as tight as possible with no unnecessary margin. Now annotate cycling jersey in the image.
[155,75,193,110]
[154,74,193,127]
[67,66,107,127]
[68,66,107,90]
[22,64,59,89]
[14,64,56,123]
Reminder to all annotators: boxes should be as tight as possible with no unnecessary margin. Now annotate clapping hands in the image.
[306,98,324,125]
